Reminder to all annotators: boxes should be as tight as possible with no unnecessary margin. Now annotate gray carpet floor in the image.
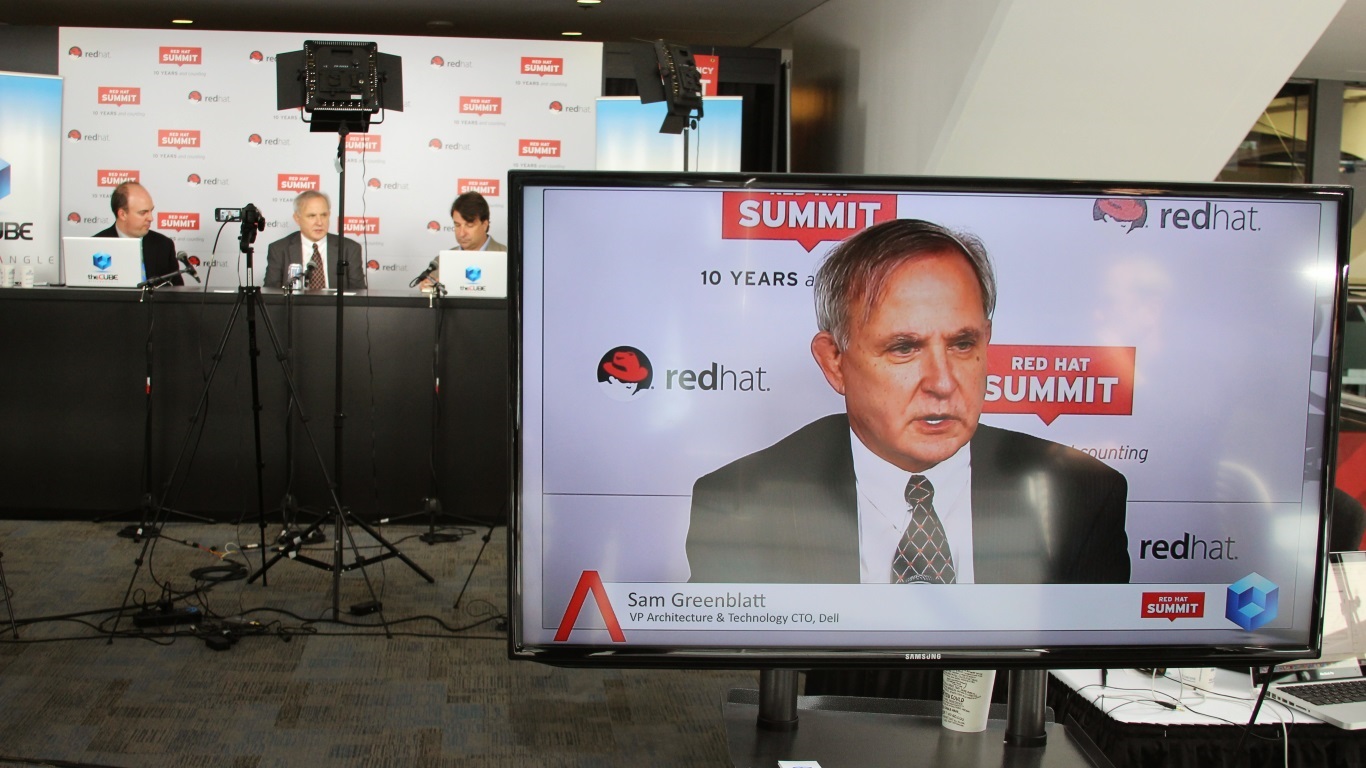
[0,519,759,767]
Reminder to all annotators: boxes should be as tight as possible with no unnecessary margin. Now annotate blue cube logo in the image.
[93,251,113,271]
[465,265,482,283]
[1226,573,1278,631]
[0,157,10,200]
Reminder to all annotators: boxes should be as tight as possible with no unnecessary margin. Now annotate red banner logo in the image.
[97,169,140,187]
[694,54,719,96]
[721,192,897,252]
[343,216,380,236]
[159,46,202,66]
[458,178,501,196]
[554,571,625,642]
[97,87,141,106]
[157,212,200,232]
[518,139,561,158]
[984,345,1135,425]
[344,134,382,153]
[1141,592,1205,621]
[157,129,201,149]
[459,96,503,115]
[521,56,564,76]
[277,173,321,192]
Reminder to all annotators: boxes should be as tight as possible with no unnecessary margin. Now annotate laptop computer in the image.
[1266,551,1366,729]
[62,236,144,288]
[438,249,506,298]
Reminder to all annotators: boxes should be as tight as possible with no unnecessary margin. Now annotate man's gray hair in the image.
[294,189,330,214]
[813,218,996,350]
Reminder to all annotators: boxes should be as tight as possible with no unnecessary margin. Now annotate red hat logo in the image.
[187,173,201,185]
[67,129,83,141]
[597,347,653,401]
[366,259,380,270]
[549,101,563,112]
[367,178,382,189]
[68,47,83,58]
[431,56,445,67]
[188,91,203,102]
[188,255,202,267]
[248,134,263,145]
[67,212,81,223]
[427,220,441,231]
[428,138,443,150]
[1093,198,1147,233]
[249,51,264,62]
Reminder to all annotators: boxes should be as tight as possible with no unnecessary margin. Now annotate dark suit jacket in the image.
[686,414,1130,584]
[262,232,366,290]
[93,226,182,286]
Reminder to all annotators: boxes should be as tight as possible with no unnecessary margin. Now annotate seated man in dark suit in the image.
[93,182,182,286]
[686,218,1130,585]
[262,190,365,291]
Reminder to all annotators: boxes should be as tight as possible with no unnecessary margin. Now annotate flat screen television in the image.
[509,171,1352,670]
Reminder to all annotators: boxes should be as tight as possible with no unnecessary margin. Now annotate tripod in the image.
[386,282,467,543]
[246,126,434,617]
[97,274,212,537]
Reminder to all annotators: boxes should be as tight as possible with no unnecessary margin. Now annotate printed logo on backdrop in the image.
[458,179,500,197]
[1093,199,1148,233]
[277,174,320,192]
[248,134,292,147]
[426,220,442,232]
[1226,573,1278,631]
[1141,592,1205,621]
[365,177,410,192]
[158,130,201,150]
[67,212,80,223]
[430,56,473,69]
[97,87,140,107]
[428,137,471,151]
[97,170,140,187]
[188,90,231,104]
[343,217,380,236]
[983,345,1135,425]
[185,173,227,187]
[547,100,590,114]
[597,347,654,401]
[67,130,82,142]
[68,129,111,142]
[521,57,564,76]
[518,139,561,159]
[68,46,111,60]
[345,134,382,153]
[157,212,200,232]
[248,51,274,63]
[460,96,502,115]
[159,47,203,66]
[554,571,626,642]
[721,192,898,252]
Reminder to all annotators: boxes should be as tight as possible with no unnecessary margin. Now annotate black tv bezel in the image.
[506,170,1353,670]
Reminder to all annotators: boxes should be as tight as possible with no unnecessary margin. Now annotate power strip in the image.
[132,606,203,627]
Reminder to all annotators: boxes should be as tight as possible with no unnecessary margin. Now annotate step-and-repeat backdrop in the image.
[58,28,602,290]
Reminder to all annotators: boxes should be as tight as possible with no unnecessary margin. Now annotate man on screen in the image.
[94,182,182,286]
[686,218,1130,584]
[263,190,366,291]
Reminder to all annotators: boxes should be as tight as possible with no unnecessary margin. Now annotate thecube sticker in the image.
[1226,573,1278,631]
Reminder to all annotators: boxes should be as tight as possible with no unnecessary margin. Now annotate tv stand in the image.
[729,670,1101,767]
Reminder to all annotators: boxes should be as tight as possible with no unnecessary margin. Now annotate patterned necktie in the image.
[307,242,326,291]
[891,475,957,584]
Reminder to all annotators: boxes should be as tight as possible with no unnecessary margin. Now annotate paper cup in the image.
[941,669,996,732]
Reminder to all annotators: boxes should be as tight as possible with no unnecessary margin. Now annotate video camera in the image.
[216,205,267,252]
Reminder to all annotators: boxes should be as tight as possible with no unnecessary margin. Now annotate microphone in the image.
[409,258,439,288]
[177,252,201,283]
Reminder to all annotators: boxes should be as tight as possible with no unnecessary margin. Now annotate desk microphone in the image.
[176,252,201,283]
[409,258,439,288]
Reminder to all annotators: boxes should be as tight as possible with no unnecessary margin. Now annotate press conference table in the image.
[1049,668,1366,767]
[0,284,508,523]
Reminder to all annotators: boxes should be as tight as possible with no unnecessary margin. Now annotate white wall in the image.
[769,0,1344,181]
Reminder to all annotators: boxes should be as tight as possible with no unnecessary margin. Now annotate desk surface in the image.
[1052,668,1316,727]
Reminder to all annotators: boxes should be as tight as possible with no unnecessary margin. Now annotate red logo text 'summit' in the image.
[344,134,382,153]
[97,87,141,106]
[518,139,561,158]
[159,46,202,66]
[554,571,625,642]
[98,169,140,187]
[521,56,564,76]
[343,217,380,236]
[984,345,1136,426]
[1141,592,1205,621]
[721,192,897,252]
[277,174,320,192]
[459,96,502,115]
[458,178,500,196]
[157,212,200,232]
[157,130,201,149]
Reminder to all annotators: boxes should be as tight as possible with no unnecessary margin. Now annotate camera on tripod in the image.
[217,204,267,252]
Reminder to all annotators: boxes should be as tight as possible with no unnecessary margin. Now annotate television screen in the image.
[509,172,1350,669]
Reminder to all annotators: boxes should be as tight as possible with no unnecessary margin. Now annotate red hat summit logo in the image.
[597,346,653,401]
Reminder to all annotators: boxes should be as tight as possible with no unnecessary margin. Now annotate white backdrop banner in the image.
[58,28,602,289]
[0,71,63,285]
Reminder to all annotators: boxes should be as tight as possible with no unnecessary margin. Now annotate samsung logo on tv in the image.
[902,652,942,660]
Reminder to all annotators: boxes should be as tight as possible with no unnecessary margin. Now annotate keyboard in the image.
[1278,679,1366,705]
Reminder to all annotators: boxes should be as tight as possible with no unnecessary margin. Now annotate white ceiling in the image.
[1,0,1362,82]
